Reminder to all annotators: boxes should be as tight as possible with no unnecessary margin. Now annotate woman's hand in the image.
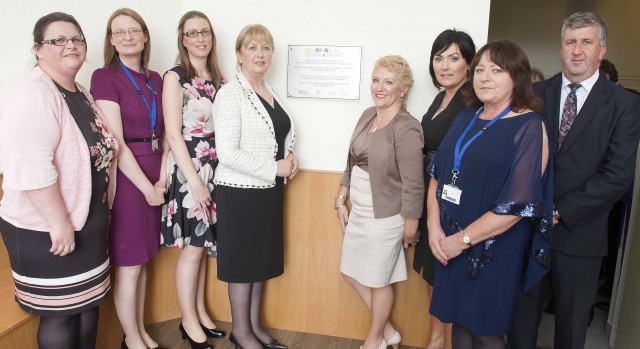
[439,233,465,261]
[336,206,349,233]
[154,176,167,194]
[428,225,448,265]
[49,222,75,257]
[276,158,293,177]
[190,181,212,212]
[402,217,420,248]
[286,152,299,179]
[143,184,166,206]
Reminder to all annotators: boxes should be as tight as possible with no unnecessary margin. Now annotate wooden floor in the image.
[148,318,422,349]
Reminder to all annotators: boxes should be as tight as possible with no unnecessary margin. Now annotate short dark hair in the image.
[465,40,541,112]
[33,12,86,62]
[599,59,618,83]
[429,29,476,89]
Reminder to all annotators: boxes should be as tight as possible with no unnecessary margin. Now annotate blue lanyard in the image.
[118,59,157,135]
[451,106,511,184]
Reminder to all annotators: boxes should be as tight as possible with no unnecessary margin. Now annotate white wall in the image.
[0,0,491,171]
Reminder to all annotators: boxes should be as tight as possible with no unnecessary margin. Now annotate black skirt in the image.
[215,179,285,283]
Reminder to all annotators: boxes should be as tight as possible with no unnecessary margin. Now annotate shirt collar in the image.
[561,70,600,93]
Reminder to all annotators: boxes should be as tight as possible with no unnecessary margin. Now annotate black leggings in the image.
[37,307,100,349]
[452,323,505,349]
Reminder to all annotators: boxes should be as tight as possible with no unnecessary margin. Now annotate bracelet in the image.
[335,195,347,210]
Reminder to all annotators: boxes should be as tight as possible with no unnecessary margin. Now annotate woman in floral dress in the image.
[161,11,225,349]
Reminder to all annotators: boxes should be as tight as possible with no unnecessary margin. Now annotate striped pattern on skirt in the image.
[0,216,111,316]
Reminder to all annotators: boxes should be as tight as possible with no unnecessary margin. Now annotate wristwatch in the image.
[461,229,474,248]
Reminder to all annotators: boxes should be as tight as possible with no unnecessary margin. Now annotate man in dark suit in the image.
[508,12,640,349]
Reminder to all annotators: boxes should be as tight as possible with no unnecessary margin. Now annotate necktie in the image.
[558,83,581,148]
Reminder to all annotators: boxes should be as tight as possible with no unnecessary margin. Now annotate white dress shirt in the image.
[558,70,600,126]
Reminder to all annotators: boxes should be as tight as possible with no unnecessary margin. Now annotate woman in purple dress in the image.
[90,8,165,349]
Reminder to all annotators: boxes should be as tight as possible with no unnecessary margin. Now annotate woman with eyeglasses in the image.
[90,8,165,349]
[160,11,225,349]
[0,12,117,349]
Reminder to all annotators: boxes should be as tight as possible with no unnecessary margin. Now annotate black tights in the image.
[37,307,100,349]
[452,323,505,349]
[228,282,274,349]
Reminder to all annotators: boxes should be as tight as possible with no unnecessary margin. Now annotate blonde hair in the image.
[235,24,274,53]
[374,55,414,101]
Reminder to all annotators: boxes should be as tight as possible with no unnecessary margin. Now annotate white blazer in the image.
[213,73,295,188]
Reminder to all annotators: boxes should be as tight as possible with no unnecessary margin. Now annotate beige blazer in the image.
[341,106,424,219]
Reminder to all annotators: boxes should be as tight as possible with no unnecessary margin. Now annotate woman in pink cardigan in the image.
[0,12,118,349]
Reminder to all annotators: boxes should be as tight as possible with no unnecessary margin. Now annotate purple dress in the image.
[90,67,164,266]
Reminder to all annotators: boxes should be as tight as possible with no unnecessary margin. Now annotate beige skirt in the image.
[340,166,407,288]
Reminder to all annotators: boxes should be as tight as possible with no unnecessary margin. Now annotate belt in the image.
[125,137,153,143]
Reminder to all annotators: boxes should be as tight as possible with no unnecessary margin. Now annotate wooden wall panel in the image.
[0,171,434,348]
[0,174,6,269]
[0,317,38,349]
[196,170,431,347]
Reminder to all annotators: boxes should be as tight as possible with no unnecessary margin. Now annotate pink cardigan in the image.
[0,67,118,232]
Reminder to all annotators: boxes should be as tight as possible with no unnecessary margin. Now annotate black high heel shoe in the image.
[260,338,288,349]
[229,333,243,349]
[200,323,226,338]
[178,323,213,349]
[260,338,289,349]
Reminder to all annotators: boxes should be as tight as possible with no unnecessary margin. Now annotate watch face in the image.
[463,235,471,244]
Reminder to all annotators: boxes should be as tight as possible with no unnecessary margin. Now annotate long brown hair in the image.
[103,8,151,77]
[176,11,223,89]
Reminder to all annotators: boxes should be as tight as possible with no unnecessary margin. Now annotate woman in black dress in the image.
[412,29,476,349]
[213,24,297,349]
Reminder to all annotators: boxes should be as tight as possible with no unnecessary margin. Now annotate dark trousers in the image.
[508,250,602,349]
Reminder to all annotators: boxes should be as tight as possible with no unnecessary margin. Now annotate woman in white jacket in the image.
[213,24,297,349]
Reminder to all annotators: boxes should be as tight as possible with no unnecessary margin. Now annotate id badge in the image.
[151,135,159,151]
[442,184,462,205]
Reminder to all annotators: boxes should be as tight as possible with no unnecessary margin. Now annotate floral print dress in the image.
[161,66,221,254]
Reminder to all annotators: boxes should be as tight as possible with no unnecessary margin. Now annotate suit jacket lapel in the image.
[349,108,376,148]
[558,74,607,155]
[546,77,562,156]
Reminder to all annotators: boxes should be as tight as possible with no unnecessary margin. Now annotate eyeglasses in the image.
[183,29,213,38]
[111,28,144,37]
[41,37,86,46]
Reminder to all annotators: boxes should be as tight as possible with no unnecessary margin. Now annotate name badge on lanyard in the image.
[442,184,462,205]
[441,106,511,205]
[119,60,159,151]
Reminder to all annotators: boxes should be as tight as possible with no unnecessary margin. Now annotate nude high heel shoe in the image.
[385,331,401,349]
[359,338,387,349]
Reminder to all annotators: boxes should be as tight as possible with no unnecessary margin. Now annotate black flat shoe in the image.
[229,333,244,349]
[179,323,213,349]
[200,323,226,338]
[261,338,288,349]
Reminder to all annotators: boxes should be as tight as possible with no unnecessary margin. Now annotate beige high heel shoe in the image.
[359,338,388,349]
[385,331,401,349]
